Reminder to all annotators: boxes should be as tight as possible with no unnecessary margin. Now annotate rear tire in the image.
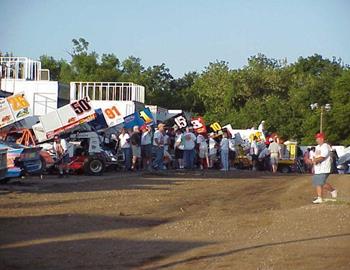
[84,157,105,176]
[280,166,291,173]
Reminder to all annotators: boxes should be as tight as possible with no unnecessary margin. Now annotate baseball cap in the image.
[315,132,325,139]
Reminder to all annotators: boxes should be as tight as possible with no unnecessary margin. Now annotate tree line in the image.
[39,38,350,145]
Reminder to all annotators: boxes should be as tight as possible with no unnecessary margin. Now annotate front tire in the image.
[84,157,105,176]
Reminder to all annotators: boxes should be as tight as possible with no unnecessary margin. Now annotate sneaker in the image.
[331,189,337,198]
[312,197,323,204]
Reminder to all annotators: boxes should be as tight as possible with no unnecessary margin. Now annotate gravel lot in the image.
[0,171,349,270]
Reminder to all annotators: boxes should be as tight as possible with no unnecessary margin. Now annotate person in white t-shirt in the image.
[118,128,131,170]
[183,127,196,169]
[174,129,184,169]
[250,136,259,171]
[220,131,229,171]
[197,133,209,169]
[311,133,337,204]
[208,133,218,168]
[268,137,281,173]
[141,126,152,170]
[152,123,165,170]
[53,135,69,177]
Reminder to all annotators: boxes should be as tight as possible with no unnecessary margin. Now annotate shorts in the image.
[199,149,208,159]
[141,144,152,159]
[175,148,183,159]
[57,153,70,164]
[270,153,279,165]
[312,173,329,186]
[131,145,141,158]
[251,154,258,162]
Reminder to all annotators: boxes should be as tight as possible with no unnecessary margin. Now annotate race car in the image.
[0,141,44,178]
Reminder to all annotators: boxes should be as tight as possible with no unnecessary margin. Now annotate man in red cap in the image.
[311,132,337,203]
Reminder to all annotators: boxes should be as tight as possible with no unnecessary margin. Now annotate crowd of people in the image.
[106,123,287,173]
[52,124,340,204]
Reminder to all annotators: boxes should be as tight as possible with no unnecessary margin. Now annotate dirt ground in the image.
[0,170,349,270]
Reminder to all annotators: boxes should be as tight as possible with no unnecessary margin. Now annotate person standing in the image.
[228,133,237,170]
[208,133,218,169]
[250,136,259,171]
[259,145,271,171]
[130,126,141,171]
[163,129,172,169]
[220,131,229,171]
[309,146,316,174]
[183,127,197,169]
[197,133,209,169]
[268,137,281,173]
[311,133,337,204]
[141,126,152,170]
[53,135,69,177]
[153,123,165,170]
[174,128,184,169]
[119,128,131,171]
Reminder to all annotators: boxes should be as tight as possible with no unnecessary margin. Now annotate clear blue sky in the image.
[2,0,350,78]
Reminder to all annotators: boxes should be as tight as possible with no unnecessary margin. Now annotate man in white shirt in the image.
[118,128,131,170]
[220,131,229,171]
[152,123,165,170]
[311,132,337,204]
[183,127,197,169]
[250,136,259,171]
[141,126,152,170]
[268,137,281,173]
[53,135,69,177]
[197,133,209,169]
[208,133,218,168]
[174,129,184,169]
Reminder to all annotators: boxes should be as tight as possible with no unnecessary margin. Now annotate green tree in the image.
[191,61,233,121]
[327,69,350,145]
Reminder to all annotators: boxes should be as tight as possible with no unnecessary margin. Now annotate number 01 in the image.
[104,106,121,119]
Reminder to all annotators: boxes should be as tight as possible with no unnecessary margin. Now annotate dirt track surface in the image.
[0,171,349,270]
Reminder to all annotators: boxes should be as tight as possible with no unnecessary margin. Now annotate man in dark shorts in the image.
[311,132,337,204]
[130,126,141,171]
[174,128,184,169]
[141,125,152,170]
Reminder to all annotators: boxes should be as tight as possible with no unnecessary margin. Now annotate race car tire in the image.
[84,157,105,176]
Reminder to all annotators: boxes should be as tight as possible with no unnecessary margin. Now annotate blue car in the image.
[0,141,43,178]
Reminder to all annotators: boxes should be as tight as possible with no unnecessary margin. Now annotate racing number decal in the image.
[7,95,29,111]
[104,106,121,119]
[175,115,187,128]
[191,119,203,129]
[191,117,207,133]
[71,97,91,115]
[210,122,222,132]
[139,110,152,124]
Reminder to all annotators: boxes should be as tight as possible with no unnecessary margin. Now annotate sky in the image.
[1,0,350,78]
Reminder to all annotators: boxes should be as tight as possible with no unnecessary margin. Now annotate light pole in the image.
[310,103,331,133]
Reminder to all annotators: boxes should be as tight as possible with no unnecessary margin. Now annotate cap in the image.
[315,132,325,139]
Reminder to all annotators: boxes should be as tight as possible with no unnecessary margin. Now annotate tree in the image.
[327,69,350,145]
[191,61,233,121]
[39,55,62,81]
